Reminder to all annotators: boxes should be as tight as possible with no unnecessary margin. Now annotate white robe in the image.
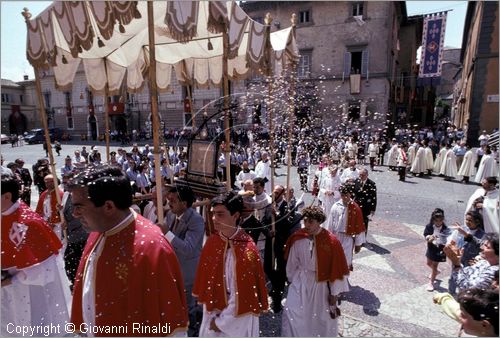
[386,145,398,167]
[457,150,476,177]
[407,145,417,167]
[433,147,447,173]
[425,147,434,171]
[326,200,366,266]
[1,254,72,337]
[474,154,499,183]
[254,160,272,193]
[198,247,259,337]
[319,174,341,222]
[482,189,500,234]
[439,149,458,178]
[281,238,349,337]
[410,147,427,174]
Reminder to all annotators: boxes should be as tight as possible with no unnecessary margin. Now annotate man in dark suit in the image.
[353,168,377,238]
[15,158,32,206]
[160,185,205,336]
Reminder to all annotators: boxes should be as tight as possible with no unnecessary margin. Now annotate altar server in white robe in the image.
[439,145,458,180]
[326,185,366,269]
[457,145,476,183]
[433,142,447,173]
[282,206,350,337]
[410,142,427,176]
[475,147,499,183]
[424,143,435,175]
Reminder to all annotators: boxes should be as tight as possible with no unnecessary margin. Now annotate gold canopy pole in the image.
[147,2,165,224]
[103,61,111,163]
[286,14,298,204]
[222,21,231,190]
[22,8,65,237]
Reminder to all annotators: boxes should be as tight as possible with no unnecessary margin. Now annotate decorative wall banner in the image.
[419,12,447,78]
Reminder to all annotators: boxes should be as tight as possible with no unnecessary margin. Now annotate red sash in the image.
[193,229,268,315]
[285,228,349,282]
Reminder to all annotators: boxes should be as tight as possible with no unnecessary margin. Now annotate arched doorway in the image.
[88,115,97,140]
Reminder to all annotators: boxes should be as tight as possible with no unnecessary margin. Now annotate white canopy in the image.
[25,1,299,95]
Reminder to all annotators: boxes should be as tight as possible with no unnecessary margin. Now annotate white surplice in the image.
[319,173,341,222]
[439,149,458,178]
[410,147,427,174]
[254,160,272,193]
[433,147,447,173]
[1,254,71,337]
[483,189,500,234]
[325,200,365,266]
[457,150,476,178]
[282,238,349,337]
[198,246,259,337]
[474,154,499,183]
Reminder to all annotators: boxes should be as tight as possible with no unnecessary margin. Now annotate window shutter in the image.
[344,52,351,76]
[361,49,369,77]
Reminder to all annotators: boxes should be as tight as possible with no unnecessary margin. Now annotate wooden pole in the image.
[286,14,298,204]
[222,23,231,191]
[103,61,111,163]
[147,1,165,224]
[22,10,61,210]
[264,13,277,269]
[33,68,63,211]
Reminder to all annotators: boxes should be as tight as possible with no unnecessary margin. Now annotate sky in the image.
[1,1,468,82]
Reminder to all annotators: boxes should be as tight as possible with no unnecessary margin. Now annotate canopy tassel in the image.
[97,36,105,48]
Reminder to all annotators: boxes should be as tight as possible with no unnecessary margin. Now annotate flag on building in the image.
[418,12,447,79]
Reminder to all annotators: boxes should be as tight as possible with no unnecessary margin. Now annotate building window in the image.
[298,51,312,78]
[1,93,10,103]
[64,91,72,107]
[344,48,369,77]
[352,2,364,17]
[43,91,51,108]
[299,10,310,23]
[184,112,193,128]
[67,117,74,130]
[19,95,24,104]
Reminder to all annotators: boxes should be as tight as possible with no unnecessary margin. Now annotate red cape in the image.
[346,200,366,235]
[285,228,349,282]
[1,201,62,269]
[71,213,188,336]
[193,229,268,316]
[35,188,64,224]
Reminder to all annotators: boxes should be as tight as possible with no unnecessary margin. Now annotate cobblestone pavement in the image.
[2,143,480,337]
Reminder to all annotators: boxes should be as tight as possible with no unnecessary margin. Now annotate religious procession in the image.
[1,1,499,337]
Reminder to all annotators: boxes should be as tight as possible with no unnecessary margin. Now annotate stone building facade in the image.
[453,1,499,145]
[241,1,423,132]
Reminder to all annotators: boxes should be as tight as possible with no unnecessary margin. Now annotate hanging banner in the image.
[419,12,447,78]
